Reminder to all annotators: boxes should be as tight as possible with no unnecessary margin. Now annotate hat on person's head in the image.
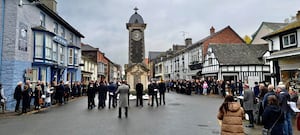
[17,81,23,85]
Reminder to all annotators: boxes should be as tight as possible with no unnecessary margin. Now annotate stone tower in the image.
[125,8,149,91]
[126,7,146,64]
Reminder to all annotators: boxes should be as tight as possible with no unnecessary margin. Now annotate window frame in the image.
[40,12,45,27]
[282,32,297,48]
[45,35,52,60]
[53,22,58,34]
[35,32,43,58]
[68,48,74,65]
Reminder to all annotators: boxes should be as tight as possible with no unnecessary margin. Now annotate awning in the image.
[267,48,300,60]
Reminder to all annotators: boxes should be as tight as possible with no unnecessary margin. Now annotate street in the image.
[0,92,286,135]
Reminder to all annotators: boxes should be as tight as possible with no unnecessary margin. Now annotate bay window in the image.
[45,35,52,60]
[53,43,58,61]
[68,48,73,65]
[35,33,43,58]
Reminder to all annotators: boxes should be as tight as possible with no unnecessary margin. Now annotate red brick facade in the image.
[202,26,245,57]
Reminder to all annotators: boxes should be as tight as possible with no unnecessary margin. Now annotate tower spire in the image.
[134,7,139,13]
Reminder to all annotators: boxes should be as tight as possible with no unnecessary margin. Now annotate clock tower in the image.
[126,7,146,64]
[125,7,149,91]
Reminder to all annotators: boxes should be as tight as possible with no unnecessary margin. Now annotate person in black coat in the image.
[87,80,95,109]
[150,81,159,107]
[14,82,23,112]
[56,80,65,105]
[97,81,108,109]
[108,82,117,109]
[64,83,71,103]
[262,95,284,135]
[34,85,42,110]
[159,80,166,105]
[22,85,30,113]
[135,81,143,107]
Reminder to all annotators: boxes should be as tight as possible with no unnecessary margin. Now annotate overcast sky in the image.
[56,0,300,67]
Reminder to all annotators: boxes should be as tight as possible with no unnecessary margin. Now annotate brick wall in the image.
[202,26,245,57]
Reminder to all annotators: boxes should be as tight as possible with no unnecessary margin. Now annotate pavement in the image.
[0,96,83,119]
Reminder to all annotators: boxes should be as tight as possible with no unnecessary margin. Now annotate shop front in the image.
[278,56,300,92]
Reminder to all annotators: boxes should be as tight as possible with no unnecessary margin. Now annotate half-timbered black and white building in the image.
[202,44,271,87]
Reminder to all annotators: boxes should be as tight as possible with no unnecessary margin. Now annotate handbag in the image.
[262,111,282,135]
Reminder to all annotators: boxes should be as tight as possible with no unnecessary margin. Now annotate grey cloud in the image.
[56,0,300,67]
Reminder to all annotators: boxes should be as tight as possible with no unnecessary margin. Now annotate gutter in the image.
[0,0,5,78]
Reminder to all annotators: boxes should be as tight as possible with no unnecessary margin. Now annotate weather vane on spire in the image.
[134,7,139,13]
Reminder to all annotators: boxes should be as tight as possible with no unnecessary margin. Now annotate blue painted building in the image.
[0,0,84,110]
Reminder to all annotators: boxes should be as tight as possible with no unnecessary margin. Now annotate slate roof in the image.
[251,22,288,39]
[148,51,164,60]
[81,43,98,51]
[36,3,84,38]
[263,20,300,39]
[209,44,268,65]
[129,12,144,24]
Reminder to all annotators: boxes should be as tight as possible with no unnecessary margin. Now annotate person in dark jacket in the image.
[64,82,71,104]
[147,81,154,106]
[56,80,65,105]
[107,82,117,109]
[262,95,284,135]
[98,81,108,109]
[151,81,159,107]
[22,85,30,113]
[276,83,293,135]
[135,80,144,107]
[14,81,23,112]
[87,80,95,109]
[159,80,166,105]
[34,84,42,110]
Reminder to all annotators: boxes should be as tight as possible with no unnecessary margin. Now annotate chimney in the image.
[297,10,300,21]
[40,0,57,12]
[185,38,192,46]
[210,26,215,35]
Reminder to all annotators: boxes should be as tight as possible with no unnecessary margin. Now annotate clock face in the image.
[132,30,142,41]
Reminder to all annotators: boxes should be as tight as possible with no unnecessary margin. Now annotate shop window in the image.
[32,69,38,82]
[41,69,46,82]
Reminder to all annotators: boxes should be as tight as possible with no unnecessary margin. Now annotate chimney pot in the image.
[297,10,300,21]
[210,26,215,35]
[185,38,192,46]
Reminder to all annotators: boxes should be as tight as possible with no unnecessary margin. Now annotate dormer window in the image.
[282,32,297,48]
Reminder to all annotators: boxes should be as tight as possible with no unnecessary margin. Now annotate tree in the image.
[243,35,252,44]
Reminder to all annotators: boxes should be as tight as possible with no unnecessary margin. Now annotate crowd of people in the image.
[12,80,85,113]
[4,77,300,134]
[217,81,299,135]
[164,79,244,97]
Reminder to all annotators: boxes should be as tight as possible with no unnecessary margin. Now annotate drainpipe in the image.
[0,0,5,79]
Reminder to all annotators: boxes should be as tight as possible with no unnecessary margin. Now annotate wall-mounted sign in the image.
[53,36,67,46]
